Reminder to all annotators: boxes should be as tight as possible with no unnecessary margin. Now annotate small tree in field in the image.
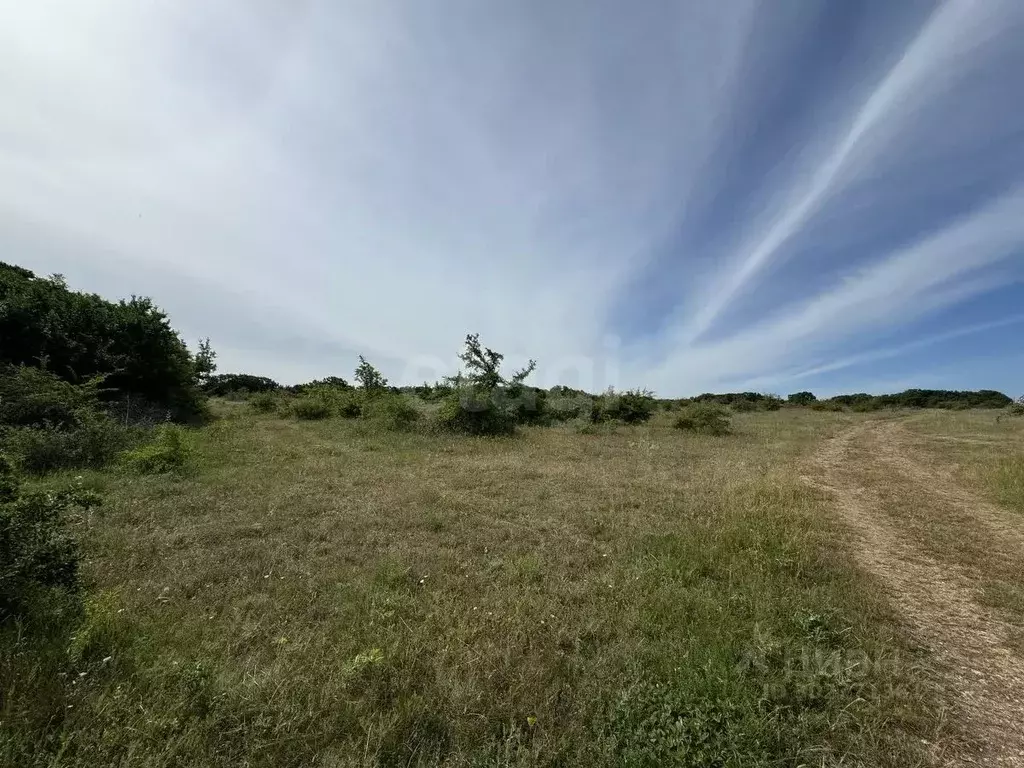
[354,356,388,394]
[437,334,538,435]
[455,333,536,392]
[193,338,217,387]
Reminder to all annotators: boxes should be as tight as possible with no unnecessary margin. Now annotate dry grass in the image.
[2,407,951,766]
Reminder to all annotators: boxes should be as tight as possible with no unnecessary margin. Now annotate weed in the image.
[120,425,193,475]
[674,404,732,436]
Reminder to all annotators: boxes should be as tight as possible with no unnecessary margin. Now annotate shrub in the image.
[287,386,364,419]
[731,399,757,413]
[546,393,592,423]
[600,388,656,424]
[249,392,280,413]
[762,396,783,411]
[291,397,333,421]
[0,263,213,420]
[0,455,100,621]
[2,416,136,474]
[0,365,105,429]
[337,393,363,419]
[120,425,193,474]
[0,366,140,473]
[435,334,538,436]
[788,391,817,406]
[1009,398,1024,417]
[674,404,732,436]
[363,395,420,431]
[435,389,518,436]
[508,387,549,425]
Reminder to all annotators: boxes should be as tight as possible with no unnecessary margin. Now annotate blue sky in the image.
[2,0,1023,397]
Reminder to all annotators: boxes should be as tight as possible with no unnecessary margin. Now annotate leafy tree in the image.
[203,374,281,396]
[354,356,388,393]
[436,334,538,435]
[193,338,217,387]
[454,333,536,391]
[0,262,209,419]
[787,392,817,406]
[288,376,351,394]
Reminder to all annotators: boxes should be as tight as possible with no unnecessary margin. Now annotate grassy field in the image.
[904,409,1024,514]
[2,406,982,766]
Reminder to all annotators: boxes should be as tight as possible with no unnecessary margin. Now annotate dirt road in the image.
[804,419,1024,766]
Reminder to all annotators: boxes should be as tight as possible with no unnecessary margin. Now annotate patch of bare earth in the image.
[804,421,1024,766]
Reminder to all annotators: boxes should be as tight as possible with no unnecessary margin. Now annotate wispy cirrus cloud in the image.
[1,1,1022,395]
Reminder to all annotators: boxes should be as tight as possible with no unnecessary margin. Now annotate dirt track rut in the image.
[804,420,1024,766]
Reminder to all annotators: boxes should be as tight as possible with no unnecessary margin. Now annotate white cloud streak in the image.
[681,0,1023,344]
[1,1,1022,394]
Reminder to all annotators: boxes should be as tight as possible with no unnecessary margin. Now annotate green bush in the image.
[0,365,141,473]
[204,373,280,397]
[337,393,363,419]
[433,334,539,436]
[249,392,280,413]
[0,264,214,420]
[546,393,592,423]
[363,395,420,431]
[762,396,783,412]
[508,387,549,425]
[674,404,732,436]
[0,455,100,621]
[1,416,136,474]
[287,386,364,420]
[291,397,333,421]
[435,389,518,436]
[120,425,193,475]
[0,365,105,429]
[598,388,656,424]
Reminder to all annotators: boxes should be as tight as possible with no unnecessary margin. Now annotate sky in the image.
[2,0,1023,397]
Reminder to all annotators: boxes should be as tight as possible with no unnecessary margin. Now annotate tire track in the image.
[803,422,1024,766]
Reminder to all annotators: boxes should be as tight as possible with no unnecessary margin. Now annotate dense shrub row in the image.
[680,388,1012,413]
[239,338,660,436]
[0,263,214,420]
[828,389,1012,410]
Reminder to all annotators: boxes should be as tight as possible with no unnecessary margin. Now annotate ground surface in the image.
[3,406,1023,767]
[804,417,1024,766]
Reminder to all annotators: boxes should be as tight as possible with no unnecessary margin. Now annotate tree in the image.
[0,262,210,419]
[454,333,536,391]
[436,334,538,436]
[354,356,388,393]
[203,374,280,396]
[193,338,217,387]
[787,392,817,406]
